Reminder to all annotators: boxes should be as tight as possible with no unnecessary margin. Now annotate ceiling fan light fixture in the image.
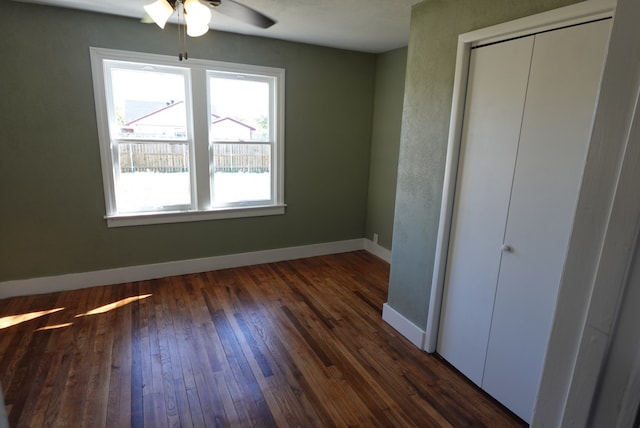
[184,0,212,36]
[184,0,210,19]
[143,0,175,29]
[186,22,209,37]
[141,0,274,59]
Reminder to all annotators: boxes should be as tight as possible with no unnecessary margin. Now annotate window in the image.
[90,48,285,227]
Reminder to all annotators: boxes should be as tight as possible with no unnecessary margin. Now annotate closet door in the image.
[481,19,612,422]
[436,36,534,386]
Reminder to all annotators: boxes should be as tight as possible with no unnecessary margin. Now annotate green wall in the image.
[0,0,378,282]
[387,0,584,329]
[365,47,407,251]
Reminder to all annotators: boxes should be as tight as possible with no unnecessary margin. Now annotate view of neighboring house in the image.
[120,100,187,138]
[210,115,256,141]
[119,100,257,141]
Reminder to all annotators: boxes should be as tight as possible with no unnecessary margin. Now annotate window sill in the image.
[105,204,286,228]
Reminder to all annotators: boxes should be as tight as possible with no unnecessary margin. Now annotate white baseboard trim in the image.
[0,239,367,299]
[364,239,392,263]
[382,303,426,349]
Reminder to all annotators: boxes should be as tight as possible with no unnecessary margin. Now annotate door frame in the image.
[425,0,615,353]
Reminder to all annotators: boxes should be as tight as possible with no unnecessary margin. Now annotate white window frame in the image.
[90,47,285,227]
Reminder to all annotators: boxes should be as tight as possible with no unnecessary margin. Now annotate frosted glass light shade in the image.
[186,22,209,37]
[144,0,174,29]
[184,0,211,36]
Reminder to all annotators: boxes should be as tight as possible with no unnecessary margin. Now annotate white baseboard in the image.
[364,239,392,263]
[382,303,426,349]
[0,239,369,299]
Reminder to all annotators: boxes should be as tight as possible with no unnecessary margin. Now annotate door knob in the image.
[501,244,513,253]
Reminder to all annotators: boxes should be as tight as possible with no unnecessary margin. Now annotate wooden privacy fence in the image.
[213,143,271,173]
[119,142,270,173]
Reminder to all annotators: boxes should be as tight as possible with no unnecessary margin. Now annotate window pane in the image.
[212,143,271,204]
[209,76,270,141]
[116,142,191,212]
[110,67,187,140]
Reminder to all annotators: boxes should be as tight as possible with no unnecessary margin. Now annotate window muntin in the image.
[90,48,285,226]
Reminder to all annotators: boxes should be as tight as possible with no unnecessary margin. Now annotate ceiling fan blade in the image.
[206,0,275,29]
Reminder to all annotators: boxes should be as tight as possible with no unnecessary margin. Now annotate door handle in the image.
[501,244,513,253]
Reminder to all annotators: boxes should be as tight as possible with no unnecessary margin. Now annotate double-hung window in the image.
[90,48,285,227]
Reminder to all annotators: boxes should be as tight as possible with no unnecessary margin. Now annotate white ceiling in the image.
[13,0,421,53]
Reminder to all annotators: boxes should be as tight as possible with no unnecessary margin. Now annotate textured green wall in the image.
[387,0,584,329]
[0,0,376,282]
[365,47,407,251]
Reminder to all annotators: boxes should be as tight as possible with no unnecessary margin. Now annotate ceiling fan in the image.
[206,0,275,29]
[144,0,275,37]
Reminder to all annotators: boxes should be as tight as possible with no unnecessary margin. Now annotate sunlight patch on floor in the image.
[0,308,65,330]
[36,322,74,331]
[75,294,152,317]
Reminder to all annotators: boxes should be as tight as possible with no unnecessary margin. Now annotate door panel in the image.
[481,19,612,422]
[437,36,534,385]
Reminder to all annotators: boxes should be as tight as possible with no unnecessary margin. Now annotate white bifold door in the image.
[437,19,611,423]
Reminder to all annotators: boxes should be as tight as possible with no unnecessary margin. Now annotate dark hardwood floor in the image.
[0,251,526,427]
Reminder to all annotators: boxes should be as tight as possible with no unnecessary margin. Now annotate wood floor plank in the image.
[201,288,248,426]
[224,278,325,427]
[170,276,209,428]
[20,292,80,427]
[5,329,52,428]
[58,285,108,427]
[267,305,363,427]
[40,351,74,427]
[283,298,421,427]
[210,305,276,427]
[159,277,198,428]
[153,277,182,428]
[236,297,346,425]
[186,276,231,426]
[0,293,33,373]
[0,251,526,427]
